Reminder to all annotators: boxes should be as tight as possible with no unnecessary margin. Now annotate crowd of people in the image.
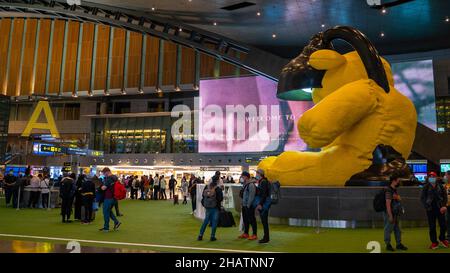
[197,169,272,244]
[382,170,450,251]
[1,166,450,249]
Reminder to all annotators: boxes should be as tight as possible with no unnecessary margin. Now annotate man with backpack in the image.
[379,172,408,251]
[253,169,272,244]
[99,167,121,232]
[421,172,449,249]
[197,177,223,242]
[238,171,257,240]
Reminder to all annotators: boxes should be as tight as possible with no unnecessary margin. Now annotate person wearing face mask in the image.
[421,172,448,249]
[444,171,450,242]
[383,172,408,251]
[253,169,272,244]
[238,171,257,240]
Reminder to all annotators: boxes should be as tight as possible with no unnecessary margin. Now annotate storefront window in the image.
[17,104,32,121]
[148,101,165,112]
[64,103,80,120]
[114,102,131,114]
[9,104,17,121]
[91,116,196,154]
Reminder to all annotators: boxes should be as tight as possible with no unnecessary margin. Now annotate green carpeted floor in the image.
[0,199,448,253]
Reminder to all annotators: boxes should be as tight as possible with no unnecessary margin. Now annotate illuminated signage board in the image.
[32,142,104,157]
[88,150,104,157]
[40,144,63,154]
[66,147,88,156]
[200,167,230,172]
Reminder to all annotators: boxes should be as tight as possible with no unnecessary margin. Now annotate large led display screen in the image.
[391,59,436,131]
[199,76,314,153]
[199,59,436,153]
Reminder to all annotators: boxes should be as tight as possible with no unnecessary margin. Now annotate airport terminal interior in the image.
[0,0,450,254]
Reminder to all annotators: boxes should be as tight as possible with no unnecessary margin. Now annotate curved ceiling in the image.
[86,0,450,58]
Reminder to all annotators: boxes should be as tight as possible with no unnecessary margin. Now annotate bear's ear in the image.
[309,49,346,70]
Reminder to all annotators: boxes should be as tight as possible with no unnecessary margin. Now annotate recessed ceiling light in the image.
[213,22,217,26]
[321,24,325,28]
[272,33,276,38]
[257,12,261,16]
[446,17,449,22]
[151,7,155,11]
[380,32,385,37]
[179,28,183,32]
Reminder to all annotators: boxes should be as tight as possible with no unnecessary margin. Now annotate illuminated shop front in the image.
[90,116,197,154]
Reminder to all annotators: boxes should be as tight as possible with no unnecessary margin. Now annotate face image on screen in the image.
[391,59,436,131]
[199,76,314,153]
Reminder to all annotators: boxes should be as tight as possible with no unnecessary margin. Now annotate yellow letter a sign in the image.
[21,101,60,138]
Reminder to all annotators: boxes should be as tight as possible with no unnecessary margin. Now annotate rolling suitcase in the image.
[173,194,179,205]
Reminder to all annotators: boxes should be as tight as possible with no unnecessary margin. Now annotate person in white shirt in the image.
[159,175,167,200]
[153,174,160,200]
[40,175,51,209]
[28,174,42,208]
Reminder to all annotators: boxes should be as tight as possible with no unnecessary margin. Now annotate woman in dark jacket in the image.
[74,174,85,221]
[421,173,449,249]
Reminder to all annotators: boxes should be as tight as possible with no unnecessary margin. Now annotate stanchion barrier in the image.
[16,187,20,210]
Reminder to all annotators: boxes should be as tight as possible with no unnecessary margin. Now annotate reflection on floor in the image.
[0,239,157,253]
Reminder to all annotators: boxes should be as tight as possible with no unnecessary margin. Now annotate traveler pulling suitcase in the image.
[218,208,235,227]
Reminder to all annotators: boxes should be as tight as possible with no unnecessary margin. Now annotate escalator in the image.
[412,123,450,165]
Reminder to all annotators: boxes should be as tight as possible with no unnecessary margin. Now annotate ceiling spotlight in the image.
[179,28,183,32]
[380,32,385,37]
[139,89,144,94]
[446,17,449,22]
[193,84,199,90]
[321,24,325,28]
[156,87,162,93]
[381,8,387,14]
[174,86,181,92]
[213,22,217,26]
[272,33,276,38]
[257,12,261,16]
[151,7,155,11]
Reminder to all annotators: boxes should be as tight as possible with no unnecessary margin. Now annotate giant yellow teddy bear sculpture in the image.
[259,40,417,186]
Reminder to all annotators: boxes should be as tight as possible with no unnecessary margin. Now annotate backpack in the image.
[270,181,281,205]
[113,181,127,200]
[373,188,387,212]
[202,186,218,208]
